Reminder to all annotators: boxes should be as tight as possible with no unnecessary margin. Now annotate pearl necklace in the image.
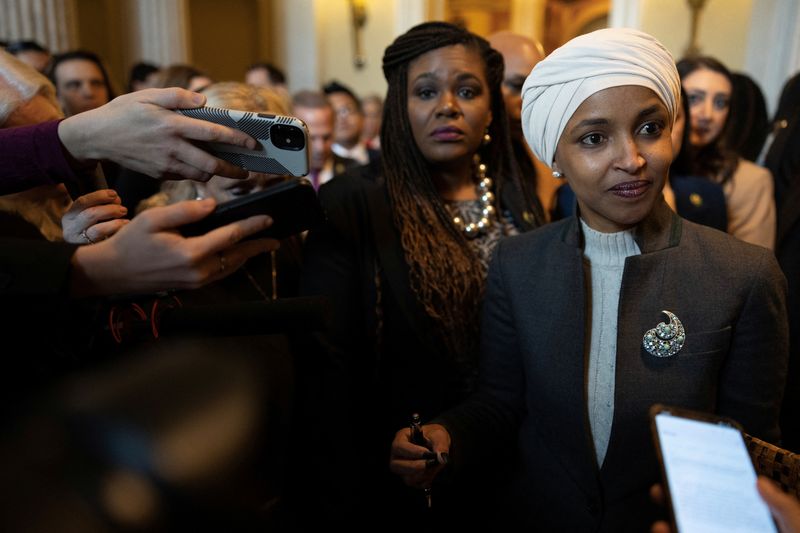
[451,160,495,239]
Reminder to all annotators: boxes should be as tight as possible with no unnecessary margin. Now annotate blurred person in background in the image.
[677,56,776,249]
[360,93,383,149]
[765,70,800,453]
[488,30,551,221]
[5,40,51,73]
[48,50,114,117]
[664,86,728,231]
[127,61,160,93]
[724,72,770,163]
[292,90,359,190]
[323,79,379,167]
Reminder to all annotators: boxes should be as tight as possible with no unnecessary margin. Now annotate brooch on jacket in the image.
[643,310,685,357]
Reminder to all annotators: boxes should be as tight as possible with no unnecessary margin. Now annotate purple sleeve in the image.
[0,120,93,196]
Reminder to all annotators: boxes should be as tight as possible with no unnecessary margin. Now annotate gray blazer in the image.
[439,201,788,532]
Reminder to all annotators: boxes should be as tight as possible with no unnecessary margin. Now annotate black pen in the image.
[409,413,433,508]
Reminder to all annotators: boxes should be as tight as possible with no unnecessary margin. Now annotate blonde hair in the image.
[0,49,61,125]
[202,81,291,115]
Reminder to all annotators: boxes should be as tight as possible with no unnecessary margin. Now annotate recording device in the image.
[180,178,324,240]
[177,106,309,177]
[650,405,777,533]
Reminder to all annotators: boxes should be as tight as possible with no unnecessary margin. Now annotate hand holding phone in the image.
[176,106,309,177]
[180,178,324,240]
[651,405,778,533]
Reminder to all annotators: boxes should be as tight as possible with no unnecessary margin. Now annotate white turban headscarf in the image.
[521,28,680,166]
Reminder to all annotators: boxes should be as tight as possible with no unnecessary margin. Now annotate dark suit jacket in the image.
[292,167,539,527]
[438,201,788,532]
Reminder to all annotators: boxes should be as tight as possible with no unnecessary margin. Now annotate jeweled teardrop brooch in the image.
[642,310,685,358]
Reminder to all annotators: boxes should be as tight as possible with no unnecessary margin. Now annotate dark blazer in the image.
[292,167,539,527]
[438,201,788,532]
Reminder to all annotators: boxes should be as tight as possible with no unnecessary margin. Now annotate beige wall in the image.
[639,0,753,68]
[315,0,397,98]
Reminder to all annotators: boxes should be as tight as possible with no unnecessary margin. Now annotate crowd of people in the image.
[1,21,799,532]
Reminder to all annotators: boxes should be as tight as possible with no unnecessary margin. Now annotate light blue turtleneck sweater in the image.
[580,219,641,466]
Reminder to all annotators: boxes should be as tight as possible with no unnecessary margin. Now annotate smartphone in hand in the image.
[180,178,324,240]
[650,405,777,533]
[177,106,309,177]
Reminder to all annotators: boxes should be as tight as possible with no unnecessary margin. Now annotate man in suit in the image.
[292,90,359,190]
[322,80,380,167]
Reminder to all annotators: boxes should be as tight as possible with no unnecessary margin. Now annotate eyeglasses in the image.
[334,105,361,118]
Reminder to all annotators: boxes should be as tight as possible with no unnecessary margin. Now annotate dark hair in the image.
[765,71,800,205]
[724,72,769,162]
[676,55,739,183]
[127,61,159,92]
[6,40,49,55]
[322,80,361,111]
[670,87,694,177]
[48,49,116,100]
[247,62,286,85]
[151,64,207,90]
[380,21,537,364]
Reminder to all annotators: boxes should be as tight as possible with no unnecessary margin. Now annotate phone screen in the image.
[654,411,777,533]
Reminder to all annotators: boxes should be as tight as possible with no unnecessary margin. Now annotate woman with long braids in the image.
[292,21,542,528]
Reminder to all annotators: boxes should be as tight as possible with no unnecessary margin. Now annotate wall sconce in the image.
[685,0,708,57]
[350,0,368,69]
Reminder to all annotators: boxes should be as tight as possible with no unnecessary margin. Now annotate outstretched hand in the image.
[58,88,257,182]
[389,422,451,490]
[62,189,129,244]
[758,477,800,533]
[69,198,279,297]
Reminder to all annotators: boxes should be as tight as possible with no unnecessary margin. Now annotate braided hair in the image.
[381,22,537,368]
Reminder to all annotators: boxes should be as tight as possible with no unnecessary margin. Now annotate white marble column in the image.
[0,0,77,52]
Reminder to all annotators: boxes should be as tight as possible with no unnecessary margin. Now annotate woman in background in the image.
[664,86,728,231]
[677,56,776,249]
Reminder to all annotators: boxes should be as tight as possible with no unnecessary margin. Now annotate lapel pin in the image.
[643,310,685,358]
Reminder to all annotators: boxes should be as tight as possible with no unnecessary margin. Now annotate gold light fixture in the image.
[685,0,708,57]
[350,0,368,69]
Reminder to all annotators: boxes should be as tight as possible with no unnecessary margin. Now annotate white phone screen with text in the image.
[655,412,777,533]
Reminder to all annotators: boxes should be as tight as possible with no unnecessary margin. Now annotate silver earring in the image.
[552,170,564,179]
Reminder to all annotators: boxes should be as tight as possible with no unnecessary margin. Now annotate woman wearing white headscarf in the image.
[388,28,788,531]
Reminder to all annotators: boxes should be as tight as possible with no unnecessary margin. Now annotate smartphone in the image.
[180,178,324,240]
[177,106,309,177]
[650,405,777,533]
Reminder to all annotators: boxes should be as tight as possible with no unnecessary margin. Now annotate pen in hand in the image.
[410,413,433,509]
